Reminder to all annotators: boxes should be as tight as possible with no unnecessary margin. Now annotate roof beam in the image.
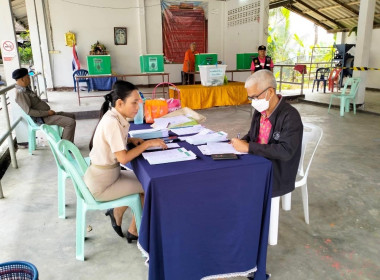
[286,4,333,30]
[328,23,380,33]
[331,0,359,16]
[269,0,294,9]
[348,1,360,6]
[318,5,342,12]
[296,0,345,29]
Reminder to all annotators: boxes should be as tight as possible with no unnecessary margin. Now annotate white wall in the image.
[43,0,267,87]
[47,0,145,86]
[223,0,264,81]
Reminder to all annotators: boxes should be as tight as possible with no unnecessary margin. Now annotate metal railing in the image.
[29,72,47,100]
[0,83,22,199]
[274,64,306,94]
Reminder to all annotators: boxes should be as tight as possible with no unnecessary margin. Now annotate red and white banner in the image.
[162,1,207,63]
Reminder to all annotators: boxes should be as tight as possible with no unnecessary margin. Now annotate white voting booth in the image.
[199,65,227,86]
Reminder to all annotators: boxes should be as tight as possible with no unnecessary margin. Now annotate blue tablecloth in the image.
[89,76,117,91]
[130,124,273,280]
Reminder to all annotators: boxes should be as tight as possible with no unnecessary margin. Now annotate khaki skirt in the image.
[84,165,143,202]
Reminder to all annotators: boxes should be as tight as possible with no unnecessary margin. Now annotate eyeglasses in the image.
[248,87,272,101]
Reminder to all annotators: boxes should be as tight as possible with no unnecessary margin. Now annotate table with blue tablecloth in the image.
[130,125,273,280]
[89,76,117,91]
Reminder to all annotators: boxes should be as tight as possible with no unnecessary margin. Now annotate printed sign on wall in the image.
[1,40,17,61]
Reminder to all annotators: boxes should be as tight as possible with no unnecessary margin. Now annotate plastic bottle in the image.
[134,99,144,124]
[224,75,228,85]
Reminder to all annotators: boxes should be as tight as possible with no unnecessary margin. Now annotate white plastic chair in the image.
[269,123,323,246]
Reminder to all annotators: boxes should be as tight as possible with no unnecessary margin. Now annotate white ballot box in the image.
[199,65,227,86]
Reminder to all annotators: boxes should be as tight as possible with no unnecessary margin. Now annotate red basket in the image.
[152,82,181,113]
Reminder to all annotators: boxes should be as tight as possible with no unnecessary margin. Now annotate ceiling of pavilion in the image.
[269,0,380,33]
[11,0,380,33]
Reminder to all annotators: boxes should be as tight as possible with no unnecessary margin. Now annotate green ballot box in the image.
[195,53,218,72]
[236,53,258,70]
[87,55,112,75]
[140,54,164,73]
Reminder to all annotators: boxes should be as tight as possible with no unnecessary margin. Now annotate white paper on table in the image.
[145,143,180,151]
[152,115,192,129]
[179,128,213,142]
[170,125,203,136]
[142,148,196,165]
[206,142,247,155]
[181,131,228,145]
[197,145,211,155]
[129,128,169,139]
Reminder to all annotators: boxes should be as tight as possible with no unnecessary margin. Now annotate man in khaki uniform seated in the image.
[12,68,76,142]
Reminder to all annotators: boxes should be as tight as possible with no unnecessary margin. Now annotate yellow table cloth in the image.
[169,82,250,110]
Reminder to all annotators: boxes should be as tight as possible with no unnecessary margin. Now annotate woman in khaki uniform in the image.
[84,81,167,242]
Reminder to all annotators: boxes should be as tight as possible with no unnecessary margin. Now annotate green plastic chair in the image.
[328,77,361,116]
[18,107,62,154]
[40,124,90,219]
[56,139,143,261]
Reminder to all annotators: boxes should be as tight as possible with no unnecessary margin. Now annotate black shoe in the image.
[105,208,124,238]
[126,231,138,243]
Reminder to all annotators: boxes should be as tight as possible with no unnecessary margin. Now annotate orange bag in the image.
[144,99,168,123]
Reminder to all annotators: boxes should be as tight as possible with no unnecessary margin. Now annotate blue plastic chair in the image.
[56,139,143,261]
[40,124,90,219]
[312,68,329,93]
[0,261,38,280]
[73,69,91,92]
[328,77,361,116]
[18,107,62,154]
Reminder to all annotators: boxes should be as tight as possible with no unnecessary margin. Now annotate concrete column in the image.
[25,0,46,98]
[35,0,53,89]
[137,0,148,85]
[354,0,375,105]
[25,0,54,97]
[259,0,269,45]
[0,0,28,143]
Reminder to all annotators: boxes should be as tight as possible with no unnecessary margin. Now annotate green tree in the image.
[267,7,293,64]
[18,31,33,64]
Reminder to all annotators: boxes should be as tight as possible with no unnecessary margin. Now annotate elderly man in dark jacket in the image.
[12,68,76,142]
[231,69,303,280]
[231,69,303,197]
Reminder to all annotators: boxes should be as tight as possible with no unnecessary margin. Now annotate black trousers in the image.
[181,71,195,85]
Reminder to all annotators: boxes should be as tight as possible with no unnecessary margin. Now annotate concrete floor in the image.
[1,90,380,280]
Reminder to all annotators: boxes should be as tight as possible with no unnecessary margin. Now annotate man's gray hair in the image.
[245,69,277,92]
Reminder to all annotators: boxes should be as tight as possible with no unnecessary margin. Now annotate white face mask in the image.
[251,92,271,113]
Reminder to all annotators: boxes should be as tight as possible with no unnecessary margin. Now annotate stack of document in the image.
[142,148,196,165]
[129,128,169,139]
[145,143,180,151]
[198,142,248,155]
[180,128,228,145]
[151,115,197,129]
[170,124,203,136]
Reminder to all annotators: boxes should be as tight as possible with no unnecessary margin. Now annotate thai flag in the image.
[72,44,81,71]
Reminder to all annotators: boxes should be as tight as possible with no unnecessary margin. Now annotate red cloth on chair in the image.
[294,64,307,74]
